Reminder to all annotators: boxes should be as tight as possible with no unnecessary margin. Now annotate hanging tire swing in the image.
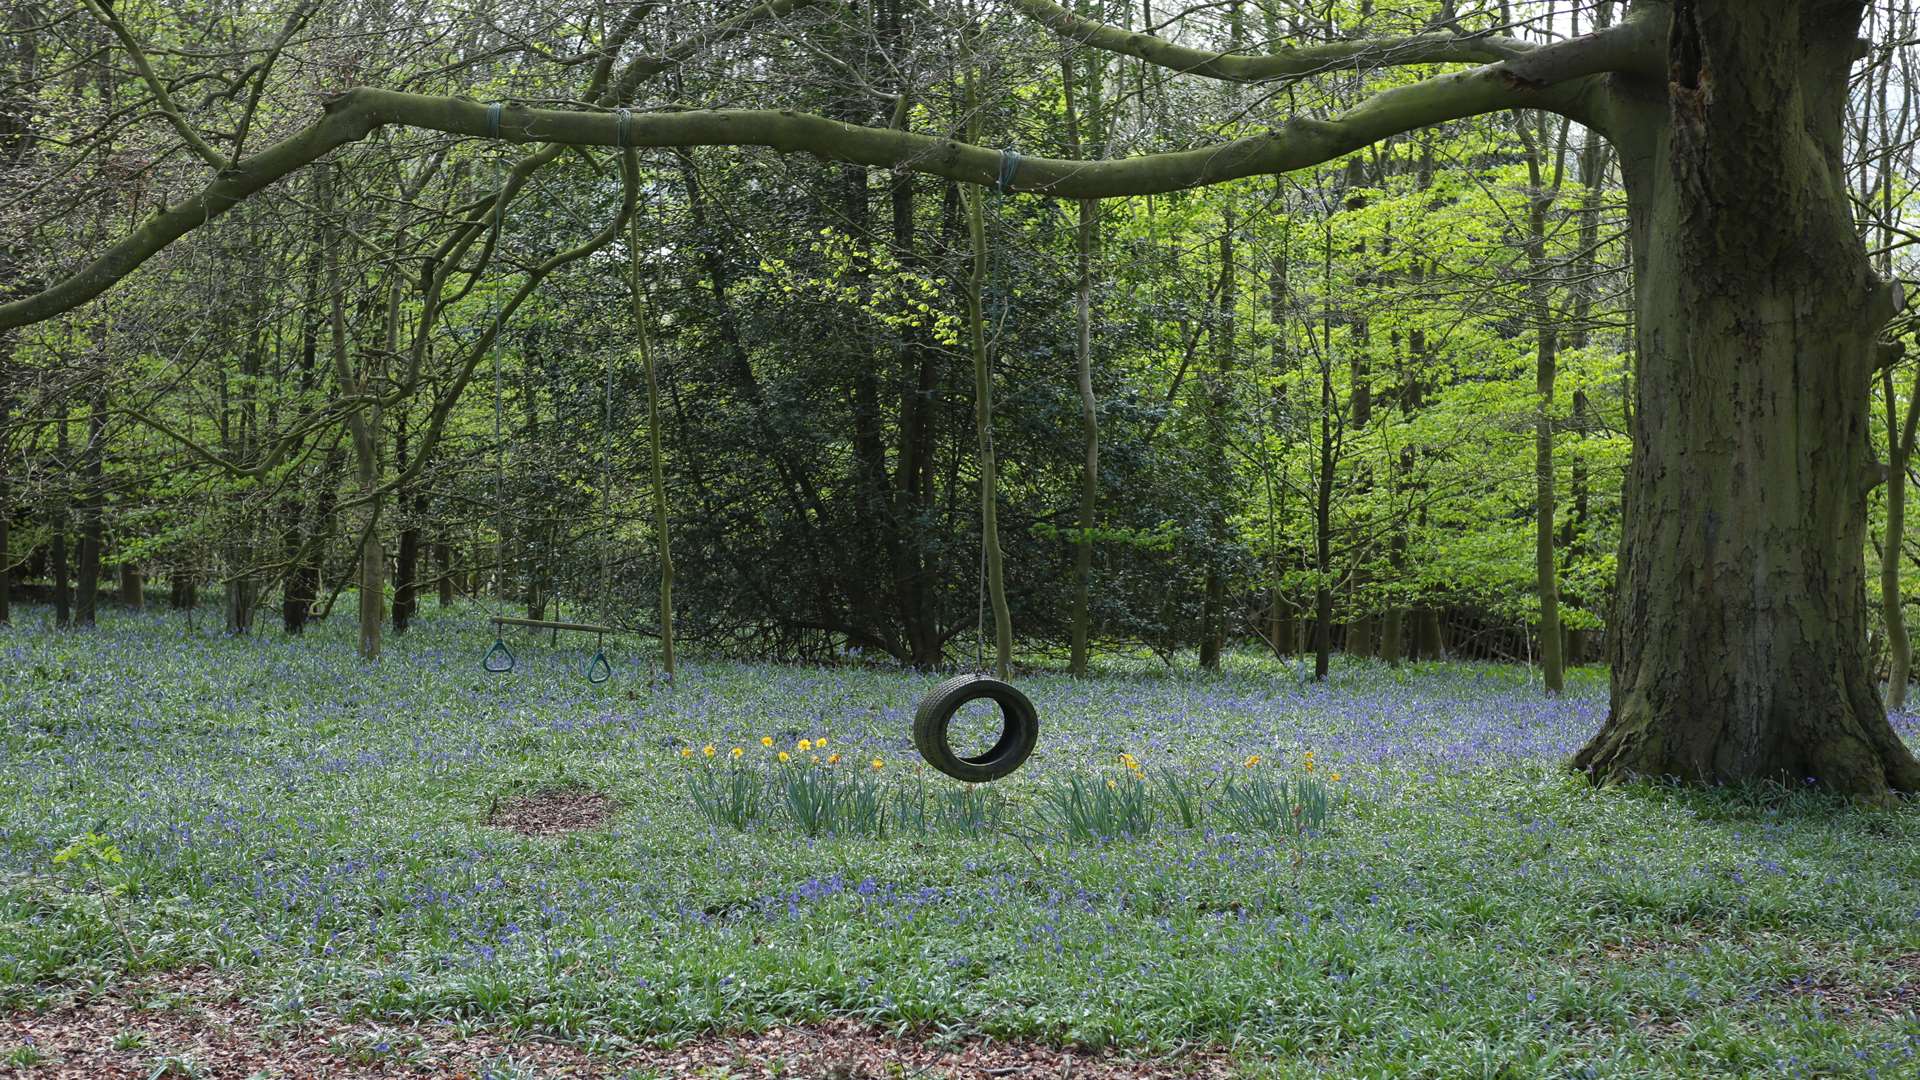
[912,674,1039,783]
[908,151,1042,785]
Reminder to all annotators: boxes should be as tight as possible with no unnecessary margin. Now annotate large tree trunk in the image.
[1576,3,1920,797]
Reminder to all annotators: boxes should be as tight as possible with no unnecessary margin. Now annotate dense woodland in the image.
[0,0,1914,699]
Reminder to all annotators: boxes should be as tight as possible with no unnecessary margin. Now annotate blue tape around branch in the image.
[995,149,1021,195]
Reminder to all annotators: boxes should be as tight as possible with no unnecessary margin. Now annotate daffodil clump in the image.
[680,736,1002,839]
[1033,749,1345,842]
[1219,750,1340,836]
[1042,761,1156,841]
[684,737,1344,843]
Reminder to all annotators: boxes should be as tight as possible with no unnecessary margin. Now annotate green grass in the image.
[1,602,1917,1076]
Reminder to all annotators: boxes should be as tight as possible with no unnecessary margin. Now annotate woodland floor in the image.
[1,605,1918,1078]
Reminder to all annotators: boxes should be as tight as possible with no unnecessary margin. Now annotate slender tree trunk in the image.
[327,201,382,661]
[1576,6,1920,796]
[118,562,141,609]
[1524,117,1566,695]
[1415,608,1444,660]
[1313,347,1334,677]
[1199,203,1235,670]
[1380,608,1403,665]
[1342,159,1373,662]
[169,568,195,610]
[1071,198,1099,677]
[73,377,105,628]
[391,424,418,635]
[435,537,454,607]
[627,188,675,681]
[965,183,1012,679]
[1879,367,1918,709]
[393,518,418,633]
[1533,346,1563,693]
[1062,29,1103,678]
[1562,123,1608,668]
[0,341,10,627]
[0,480,8,626]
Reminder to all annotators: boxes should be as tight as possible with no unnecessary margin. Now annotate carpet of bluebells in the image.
[3,603,1919,1077]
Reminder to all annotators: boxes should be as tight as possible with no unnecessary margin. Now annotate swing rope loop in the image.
[615,107,632,149]
[485,102,503,139]
[484,635,515,674]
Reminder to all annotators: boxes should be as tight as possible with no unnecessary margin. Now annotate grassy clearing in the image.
[1,604,1918,1077]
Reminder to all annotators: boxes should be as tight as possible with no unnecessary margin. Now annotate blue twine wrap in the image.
[995,149,1021,194]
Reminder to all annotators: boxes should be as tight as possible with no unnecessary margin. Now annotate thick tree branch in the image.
[0,26,1632,333]
[1013,0,1665,86]
[1009,0,1530,80]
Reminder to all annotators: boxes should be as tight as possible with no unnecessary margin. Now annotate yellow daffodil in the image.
[1106,778,1118,790]
[828,753,841,765]
[1330,772,1342,782]
[680,747,693,759]
[1243,754,1261,768]
[871,758,884,770]
[703,744,716,758]
[815,736,828,747]
[798,739,812,752]
[810,754,820,764]
[777,751,791,763]
[731,747,744,759]
[761,736,774,748]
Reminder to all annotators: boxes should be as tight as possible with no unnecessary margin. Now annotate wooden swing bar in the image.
[490,616,613,635]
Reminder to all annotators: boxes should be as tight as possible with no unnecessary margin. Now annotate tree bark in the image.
[118,562,141,609]
[435,537,454,607]
[625,170,675,681]
[0,340,10,627]
[964,182,1012,679]
[1879,367,1918,708]
[169,568,196,611]
[392,422,419,635]
[1521,111,1566,695]
[73,377,105,628]
[1575,3,1920,796]
[1199,202,1235,671]
[1071,198,1099,677]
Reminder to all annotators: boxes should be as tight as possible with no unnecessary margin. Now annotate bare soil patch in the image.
[485,788,618,836]
[1776,951,1920,1026]
[1,971,1233,1078]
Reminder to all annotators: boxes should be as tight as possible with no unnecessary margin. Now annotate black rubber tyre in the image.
[911,675,1039,782]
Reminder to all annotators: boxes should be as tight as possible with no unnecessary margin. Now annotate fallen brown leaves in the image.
[2,971,1236,1079]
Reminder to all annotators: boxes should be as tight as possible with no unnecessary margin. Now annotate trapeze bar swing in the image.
[483,615,614,684]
